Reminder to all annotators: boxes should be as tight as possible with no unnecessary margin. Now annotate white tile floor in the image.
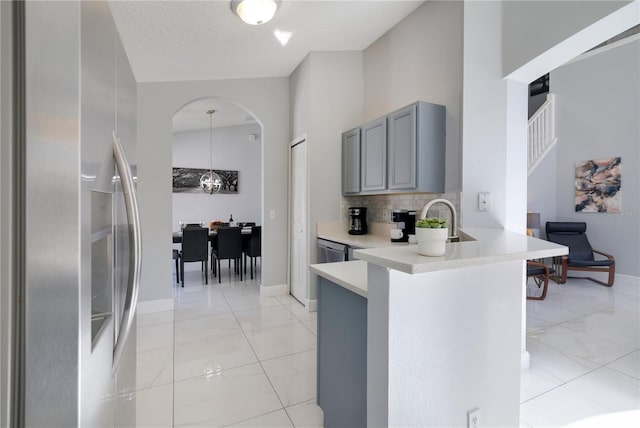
[522,277,640,427]
[136,263,323,427]
[136,263,639,427]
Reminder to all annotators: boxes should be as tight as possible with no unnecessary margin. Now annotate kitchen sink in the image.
[447,231,476,243]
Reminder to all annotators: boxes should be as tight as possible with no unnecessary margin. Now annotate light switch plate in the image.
[478,192,490,212]
[467,407,480,428]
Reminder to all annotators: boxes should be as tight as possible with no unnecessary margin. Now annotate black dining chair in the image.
[212,227,243,283]
[182,223,208,273]
[173,249,180,284]
[180,226,209,286]
[243,226,261,280]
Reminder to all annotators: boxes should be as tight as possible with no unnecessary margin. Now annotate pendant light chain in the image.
[200,108,222,194]
[209,109,214,175]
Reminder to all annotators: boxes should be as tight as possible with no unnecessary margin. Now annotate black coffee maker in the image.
[348,207,368,235]
[391,210,416,242]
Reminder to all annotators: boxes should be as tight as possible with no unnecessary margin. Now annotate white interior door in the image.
[290,139,308,304]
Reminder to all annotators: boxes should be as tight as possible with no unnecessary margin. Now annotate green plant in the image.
[416,217,448,229]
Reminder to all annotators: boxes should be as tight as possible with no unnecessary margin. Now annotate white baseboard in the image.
[521,350,530,372]
[260,283,288,297]
[306,299,318,312]
[615,274,640,287]
[137,298,174,314]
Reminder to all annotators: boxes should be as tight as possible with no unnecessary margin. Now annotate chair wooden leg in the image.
[218,259,221,283]
[560,259,568,284]
[585,269,615,287]
[527,274,549,300]
[607,265,615,286]
[250,256,254,280]
[205,259,208,285]
[175,256,179,284]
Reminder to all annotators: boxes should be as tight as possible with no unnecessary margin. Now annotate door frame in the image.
[287,134,310,306]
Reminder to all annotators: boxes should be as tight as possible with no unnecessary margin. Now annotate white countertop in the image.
[353,228,568,275]
[316,219,403,248]
[311,224,568,298]
[309,261,368,298]
[317,231,397,249]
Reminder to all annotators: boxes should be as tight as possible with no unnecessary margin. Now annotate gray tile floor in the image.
[136,263,639,427]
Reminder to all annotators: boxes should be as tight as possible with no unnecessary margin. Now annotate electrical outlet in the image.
[382,209,389,221]
[467,407,480,428]
[269,210,276,220]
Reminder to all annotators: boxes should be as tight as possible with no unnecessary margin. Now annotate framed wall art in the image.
[575,157,621,213]
[172,167,239,194]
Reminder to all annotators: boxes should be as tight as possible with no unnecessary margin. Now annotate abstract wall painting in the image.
[172,167,239,194]
[575,157,621,213]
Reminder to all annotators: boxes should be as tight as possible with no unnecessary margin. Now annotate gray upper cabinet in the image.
[342,128,361,195]
[388,104,417,190]
[391,101,445,193]
[360,117,387,192]
[342,101,445,196]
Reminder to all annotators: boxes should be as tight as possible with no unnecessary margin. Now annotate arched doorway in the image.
[170,97,264,286]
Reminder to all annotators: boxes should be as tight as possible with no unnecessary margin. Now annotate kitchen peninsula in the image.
[310,228,567,427]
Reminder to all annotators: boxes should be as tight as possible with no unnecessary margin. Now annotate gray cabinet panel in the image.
[342,128,360,195]
[415,102,446,193]
[388,104,417,190]
[317,277,367,428]
[361,118,387,192]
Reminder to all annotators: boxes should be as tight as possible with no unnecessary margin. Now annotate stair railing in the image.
[528,93,557,174]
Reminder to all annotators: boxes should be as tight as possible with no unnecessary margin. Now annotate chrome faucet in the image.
[418,198,458,241]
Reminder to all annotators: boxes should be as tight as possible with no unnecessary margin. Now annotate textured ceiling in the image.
[110,0,424,131]
[110,0,424,82]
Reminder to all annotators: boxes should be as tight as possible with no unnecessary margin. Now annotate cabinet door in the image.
[360,118,387,192]
[342,128,361,195]
[388,104,417,190]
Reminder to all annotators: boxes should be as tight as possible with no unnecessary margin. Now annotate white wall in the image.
[502,0,637,82]
[290,51,364,303]
[550,39,639,276]
[172,124,261,228]
[462,1,528,232]
[367,262,522,427]
[290,55,311,140]
[362,0,463,192]
[527,145,558,237]
[137,78,289,304]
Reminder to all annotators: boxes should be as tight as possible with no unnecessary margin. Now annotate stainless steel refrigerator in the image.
[1,1,140,426]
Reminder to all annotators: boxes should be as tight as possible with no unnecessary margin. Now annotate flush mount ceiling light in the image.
[231,0,279,25]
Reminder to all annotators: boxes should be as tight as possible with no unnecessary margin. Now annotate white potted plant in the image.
[415,217,449,256]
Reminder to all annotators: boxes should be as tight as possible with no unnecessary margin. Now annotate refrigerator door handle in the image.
[111,131,141,368]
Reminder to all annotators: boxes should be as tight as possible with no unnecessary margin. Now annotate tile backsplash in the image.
[342,193,461,226]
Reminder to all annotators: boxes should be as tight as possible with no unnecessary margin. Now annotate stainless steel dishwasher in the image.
[317,238,348,263]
